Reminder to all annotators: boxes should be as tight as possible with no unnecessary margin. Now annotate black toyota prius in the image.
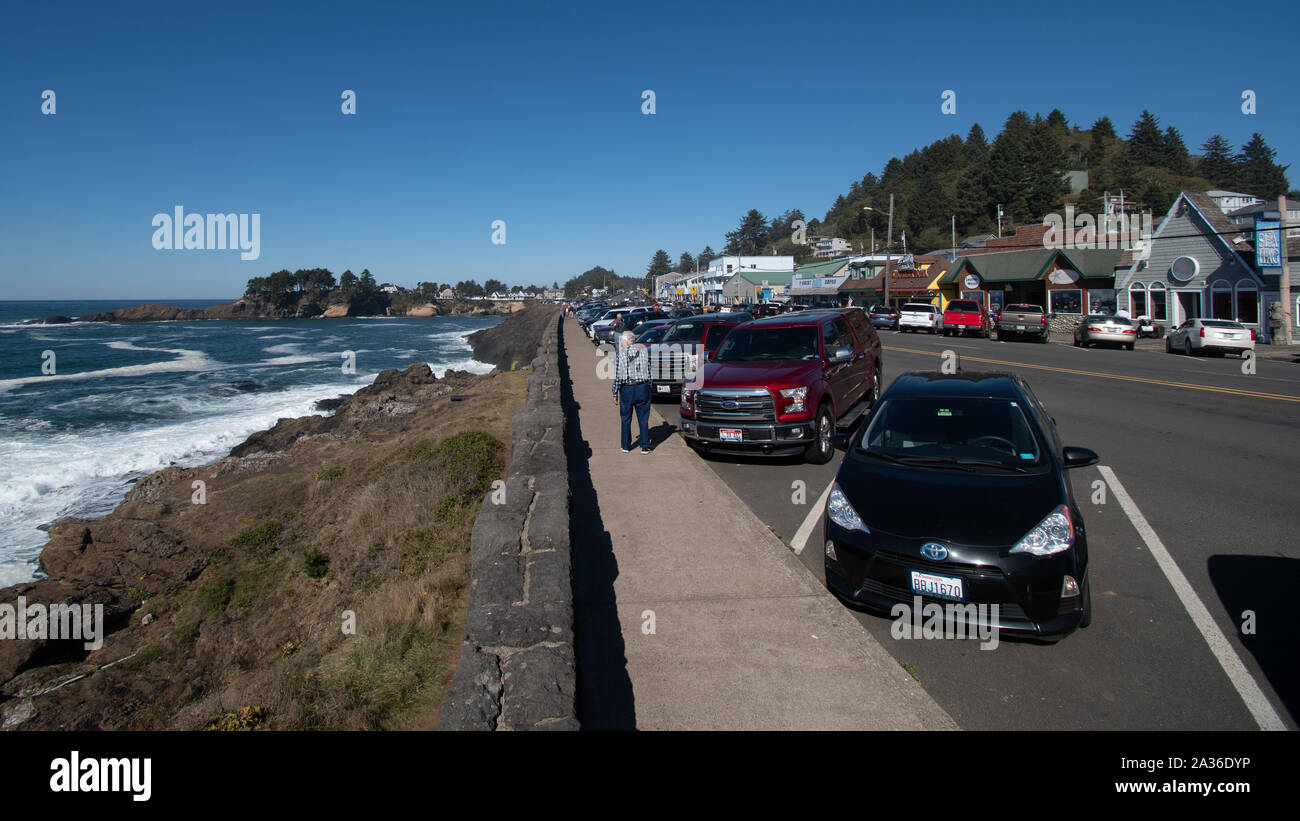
[823,371,1099,640]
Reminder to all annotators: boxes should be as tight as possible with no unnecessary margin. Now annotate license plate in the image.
[657,385,670,393]
[910,570,964,601]
[1016,325,1026,330]
[720,428,743,442]
[1220,333,1237,339]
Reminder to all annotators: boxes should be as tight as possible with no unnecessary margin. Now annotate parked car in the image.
[899,303,944,334]
[679,308,882,463]
[868,304,900,330]
[668,307,697,319]
[823,371,1098,640]
[1074,315,1137,350]
[632,319,676,344]
[941,299,991,338]
[616,309,669,335]
[996,304,1050,343]
[1165,318,1256,357]
[648,312,753,398]
[589,307,637,341]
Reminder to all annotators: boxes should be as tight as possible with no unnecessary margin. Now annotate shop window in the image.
[1149,283,1167,321]
[1211,283,1233,319]
[1089,288,1117,314]
[1236,285,1258,324]
[1129,285,1147,316]
[988,291,1005,311]
[960,290,984,304]
[1049,289,1082,314]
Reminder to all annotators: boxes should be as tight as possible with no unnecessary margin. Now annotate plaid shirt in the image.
[612,343,652,398]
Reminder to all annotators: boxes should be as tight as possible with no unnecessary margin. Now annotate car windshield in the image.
[664,321,706,343]
[946,301,979,311]
[858,396,1042,467]
[1090,315,1132,326]
[1201,320,1243,328]
[1006,305,1042,313]
[712,326,820,361]
[903,304,936,312]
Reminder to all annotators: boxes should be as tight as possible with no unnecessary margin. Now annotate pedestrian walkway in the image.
[563,320,957,730]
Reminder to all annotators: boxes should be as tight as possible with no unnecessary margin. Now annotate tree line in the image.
[244,269,557,311]
[633,109,1292,272]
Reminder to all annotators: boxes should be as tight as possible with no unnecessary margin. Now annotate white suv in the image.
[899,303,943,334]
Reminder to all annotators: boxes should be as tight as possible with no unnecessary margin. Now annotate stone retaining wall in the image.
[438,312,576,730]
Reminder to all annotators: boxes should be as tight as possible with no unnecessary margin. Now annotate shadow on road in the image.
[1206,554,1298,725]
[561,324,636,730]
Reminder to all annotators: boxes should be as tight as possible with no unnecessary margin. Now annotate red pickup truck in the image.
[679,308,882,463]
[941,299,991,338]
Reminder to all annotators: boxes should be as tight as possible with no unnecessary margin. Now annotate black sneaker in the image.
[640,447,650,454]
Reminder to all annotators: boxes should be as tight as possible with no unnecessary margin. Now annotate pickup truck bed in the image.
[996,305,1049,343]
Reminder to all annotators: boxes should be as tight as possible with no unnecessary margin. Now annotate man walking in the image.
[612,330,652,453]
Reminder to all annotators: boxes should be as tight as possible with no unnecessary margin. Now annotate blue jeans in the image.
[618,381,651,450]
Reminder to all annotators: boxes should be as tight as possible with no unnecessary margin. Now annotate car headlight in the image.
[1010,504,1073,557]
[827,483,869,533]
[681,389,695,412]
[778,386,808,414]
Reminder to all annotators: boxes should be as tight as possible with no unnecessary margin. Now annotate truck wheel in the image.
[870,366,882,405]
[804,405,835,465]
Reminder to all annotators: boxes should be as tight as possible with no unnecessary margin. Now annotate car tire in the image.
[804,404,835,465]
[1184,339,1193,356]
[869,365,882,405]
[1165,338,1172,353]
[1126,343,1134,351]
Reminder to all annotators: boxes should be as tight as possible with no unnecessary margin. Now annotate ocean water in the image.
[0,300,501,586]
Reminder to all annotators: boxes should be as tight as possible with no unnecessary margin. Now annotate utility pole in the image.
[996,204,1003,238]
[951,215,956,260]
[1281,195,1294,345]
[883,193,894,308]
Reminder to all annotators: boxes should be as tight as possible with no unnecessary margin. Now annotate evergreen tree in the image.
[678,251,695,273]
[698,246,716,268]
[1237,133,1290,199]
[1046,108,1069,135]
[1198,135,1237,188]
[1127,110,1164,167]
[1161,126,1191,176]
[1091,116,1116,140]
[1023,120,1070,219]
[724,209,770,255]
[961,123,988,167]
[647,249,674,277]
[987,111,1032,223]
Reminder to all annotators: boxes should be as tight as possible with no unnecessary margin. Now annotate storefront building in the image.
[939,247,1124,317]
[786,258,851,307]
[1116,191,1267,336]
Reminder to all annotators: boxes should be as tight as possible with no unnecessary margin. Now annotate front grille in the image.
[695,389,776,423]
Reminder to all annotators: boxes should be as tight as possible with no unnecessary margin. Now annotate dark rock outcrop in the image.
[468,305,561,371]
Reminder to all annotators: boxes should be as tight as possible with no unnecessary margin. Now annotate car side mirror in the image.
[1061,446,1099,469]
[833,346,853,363]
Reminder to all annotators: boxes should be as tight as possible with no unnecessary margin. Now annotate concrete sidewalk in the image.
[564,320,956,730]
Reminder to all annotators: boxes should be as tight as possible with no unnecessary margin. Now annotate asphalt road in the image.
[641,327,1300,731]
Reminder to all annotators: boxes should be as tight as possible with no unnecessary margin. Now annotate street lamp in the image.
[864,196,895,307]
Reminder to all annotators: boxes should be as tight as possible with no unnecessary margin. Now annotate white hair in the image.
[620,330,636,346]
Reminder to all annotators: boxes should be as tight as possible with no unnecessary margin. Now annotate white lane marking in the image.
[1098,465,1286,731]
[791,480,835,555]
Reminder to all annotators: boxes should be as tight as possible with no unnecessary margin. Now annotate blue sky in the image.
[2,0,1296,299]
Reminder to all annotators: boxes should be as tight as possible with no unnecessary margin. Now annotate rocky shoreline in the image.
[0,308,554,729]
[24,297,535,325]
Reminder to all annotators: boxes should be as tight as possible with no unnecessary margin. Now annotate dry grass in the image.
[113,368,526,730]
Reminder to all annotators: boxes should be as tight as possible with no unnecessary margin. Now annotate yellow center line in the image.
[881,345,1300,404]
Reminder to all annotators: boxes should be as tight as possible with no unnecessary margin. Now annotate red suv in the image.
[679,308,882,463]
